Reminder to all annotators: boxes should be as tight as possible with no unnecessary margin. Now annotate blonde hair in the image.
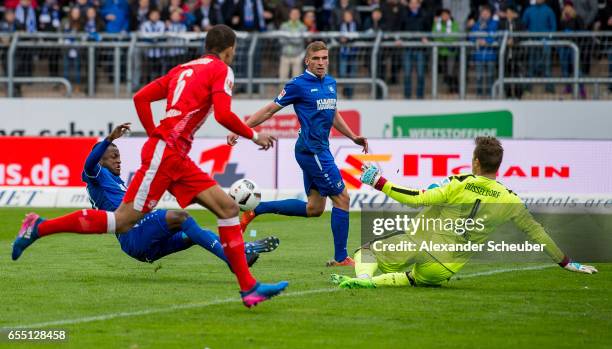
[305,41,328,58]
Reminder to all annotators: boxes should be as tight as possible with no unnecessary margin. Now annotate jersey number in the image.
[171,69,194,107]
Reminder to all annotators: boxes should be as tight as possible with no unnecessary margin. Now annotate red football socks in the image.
[38,209,114,237]
[218,218,257,291]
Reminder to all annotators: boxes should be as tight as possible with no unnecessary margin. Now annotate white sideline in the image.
[8,264,555,329]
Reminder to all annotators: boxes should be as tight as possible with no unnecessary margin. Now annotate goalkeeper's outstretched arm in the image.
[360,164,447,207]
[512,206,598,274]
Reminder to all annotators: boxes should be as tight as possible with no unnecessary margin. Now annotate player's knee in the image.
[115,214,138,233]
[114,205,142,233]
[332,191,350,211]
[166,211,189,230]
[306,203,324,217]
[218,200,240,219]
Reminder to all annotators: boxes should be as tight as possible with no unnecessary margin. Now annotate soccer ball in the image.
[228,179,261,211]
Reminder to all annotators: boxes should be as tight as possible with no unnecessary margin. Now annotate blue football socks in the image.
[254,199,308,217]
[331,207,349,262]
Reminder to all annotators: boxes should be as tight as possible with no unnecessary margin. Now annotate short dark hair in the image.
[92,141,117,151]
[205,24,236,54]
[474,136,503,173]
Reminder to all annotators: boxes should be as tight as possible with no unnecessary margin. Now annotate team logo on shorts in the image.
[278,89,286,100]
[147,200,158,210]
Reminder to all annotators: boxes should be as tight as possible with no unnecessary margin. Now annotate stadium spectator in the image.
[84,6,104,41]
[498,3,525,99]
[0,9,17,33]
[74,0,93,18]
[381,0,403,32]
[381,0,403,85]
[166,9,187,68]
[100,0,130,33]
[193,0,225,32]
[273,0,305,28]
[130,0,155,32]
[432,8,459,93]
[15,0,38,32]
[62,7,82,92]
[37,0,61,32]
[558,0,586,97]
[233,0,271,31]
[573,0,598,29]
[318,0,337,31]
[401,0,429,99]
[363,7,385,98]
[13,0,37,96]
[161,0,188,23]
[303,10,317,32]
[333,0,359,30]
[363,6,383,33]
[523,0,556,93]
[38,0,62,79]
[278,7,306,82]
[470,4,498,97]
[0,9,17,76]
[593,0,612,92]
[338,9,358,99]
[572,0,598,79]
[140,9,165,83]
[442,0,469,30]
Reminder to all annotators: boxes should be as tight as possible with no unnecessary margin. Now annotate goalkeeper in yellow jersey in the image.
[332,136,597,289]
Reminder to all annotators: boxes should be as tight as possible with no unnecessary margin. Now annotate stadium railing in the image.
[0,31,611,100]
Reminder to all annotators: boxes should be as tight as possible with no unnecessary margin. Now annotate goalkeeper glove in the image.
[559,256,598,274]
[360,164,386,190]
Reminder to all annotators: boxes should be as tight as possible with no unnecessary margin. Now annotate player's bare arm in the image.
[333,110,368,153]
[106,122,131,142]
[226,102,282,146]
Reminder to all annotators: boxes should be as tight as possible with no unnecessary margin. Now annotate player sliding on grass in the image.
[332,137,597,289]
[12,122,280,268]
[227,41,368,267]
[12,24,288,308]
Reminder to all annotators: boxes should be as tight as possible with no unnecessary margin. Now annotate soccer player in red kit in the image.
[13,24,288,308]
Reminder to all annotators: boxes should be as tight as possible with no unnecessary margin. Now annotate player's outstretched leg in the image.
[241,199,307,231]
[12,209,114,261]
[12,213,42,260]
[240,281,290,308]
[195,186,288,307]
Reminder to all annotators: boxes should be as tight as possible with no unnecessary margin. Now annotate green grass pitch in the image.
[0,208,610,348]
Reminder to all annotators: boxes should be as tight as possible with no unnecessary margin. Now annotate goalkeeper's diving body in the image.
[333,137,597,290]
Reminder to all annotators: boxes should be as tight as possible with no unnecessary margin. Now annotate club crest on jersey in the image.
[278,89,286,100]
[316,98,336,110]
[329,86,334,93]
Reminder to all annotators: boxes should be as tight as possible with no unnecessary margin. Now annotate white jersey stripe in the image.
[134,139,166,211]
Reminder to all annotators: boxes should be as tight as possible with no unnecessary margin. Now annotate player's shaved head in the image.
[473,136,503,174]
[205,24,236,55]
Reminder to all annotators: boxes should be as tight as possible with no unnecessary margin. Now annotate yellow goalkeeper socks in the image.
[371,272,410,287]
[354,249,379,279]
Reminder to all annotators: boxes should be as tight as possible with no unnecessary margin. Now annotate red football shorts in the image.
[123,137,217,213]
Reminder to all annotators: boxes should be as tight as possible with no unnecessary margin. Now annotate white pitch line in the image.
[455,264,555,279]
[8,264,556,329]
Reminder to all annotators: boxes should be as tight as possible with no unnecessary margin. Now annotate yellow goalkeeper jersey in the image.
[379,174,565,268]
